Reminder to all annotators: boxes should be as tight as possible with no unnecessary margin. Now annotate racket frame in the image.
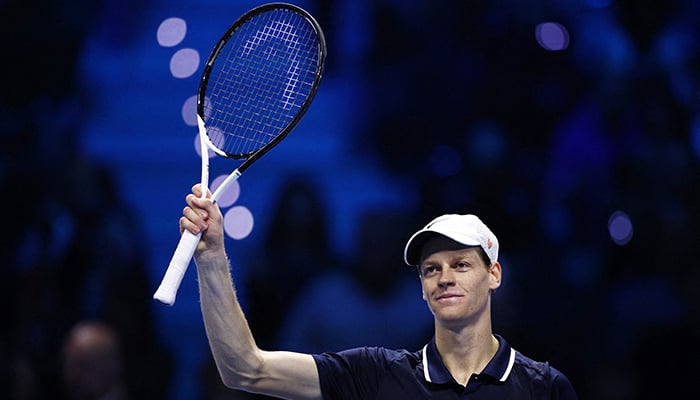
[198,2,326,167]
[153,2,326,305]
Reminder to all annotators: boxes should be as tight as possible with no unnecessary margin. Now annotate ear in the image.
[417,269,427,301]
[489,261,502,291]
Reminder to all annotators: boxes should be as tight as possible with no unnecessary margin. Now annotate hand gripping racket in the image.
[154,3,326,305]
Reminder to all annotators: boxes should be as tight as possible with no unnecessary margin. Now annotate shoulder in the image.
[512,351,565,381]
[512,351,578,399]
[312,347,422,399]
[313,346,419,370]
[313,346,421,382]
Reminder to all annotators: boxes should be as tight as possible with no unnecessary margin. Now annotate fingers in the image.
[181,191,209,235]
[192,184,203,198]
[187,194,219,220]
[180,206,208,235]
[181,184,226,253]
[192,183,212,199]
[186,193,208,214]
[181,186,222,236]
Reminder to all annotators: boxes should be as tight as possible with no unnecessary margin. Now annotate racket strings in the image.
[204,8,321,158]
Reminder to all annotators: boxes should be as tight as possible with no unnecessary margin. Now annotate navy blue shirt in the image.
[312,334,577,399]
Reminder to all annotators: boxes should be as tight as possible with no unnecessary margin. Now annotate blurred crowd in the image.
[2,0,699,399]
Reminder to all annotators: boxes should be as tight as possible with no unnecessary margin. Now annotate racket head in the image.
[197,3,326,168]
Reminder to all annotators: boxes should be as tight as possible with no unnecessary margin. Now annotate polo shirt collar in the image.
[421,334,516,384]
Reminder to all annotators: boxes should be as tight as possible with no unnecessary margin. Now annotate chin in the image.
[432,310,468,325]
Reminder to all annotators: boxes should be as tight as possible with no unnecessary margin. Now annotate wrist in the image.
[195,247,228,269]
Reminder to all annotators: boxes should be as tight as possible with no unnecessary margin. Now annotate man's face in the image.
[418,236,501,328]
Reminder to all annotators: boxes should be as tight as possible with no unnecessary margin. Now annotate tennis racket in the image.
[153,2,327,305]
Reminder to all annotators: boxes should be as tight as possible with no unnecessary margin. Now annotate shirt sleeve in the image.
[312,347,389,400]
[549,366,578,400]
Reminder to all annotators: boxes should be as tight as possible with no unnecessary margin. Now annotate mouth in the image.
[436,293,463,302]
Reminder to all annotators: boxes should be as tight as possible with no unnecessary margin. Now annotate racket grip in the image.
[153,230,203,305]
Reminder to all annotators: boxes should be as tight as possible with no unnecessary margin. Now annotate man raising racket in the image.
[182,184,578,399]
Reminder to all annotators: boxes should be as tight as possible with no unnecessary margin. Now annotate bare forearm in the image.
[195,250,264,389]
[184,190,321,399]
[194,250,322,400]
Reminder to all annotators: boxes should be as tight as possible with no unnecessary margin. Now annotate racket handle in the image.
[153,230,202,305]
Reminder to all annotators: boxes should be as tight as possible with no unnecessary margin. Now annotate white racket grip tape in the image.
[153,169,241,306]
[153,230,202,305]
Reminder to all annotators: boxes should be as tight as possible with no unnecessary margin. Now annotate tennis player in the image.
[182,184,578,399]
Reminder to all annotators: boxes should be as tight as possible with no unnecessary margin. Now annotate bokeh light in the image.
[170,48,200,78]
[194,132,216,158]
[181,95,198,127]
[157,17,187,47]
[223,206,254,240]
[535,22,570,51]
[608,210,634,245]
[211,174,240,208]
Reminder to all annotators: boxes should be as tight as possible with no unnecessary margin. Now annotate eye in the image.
[455,262,471,271]
[421,266,439,277]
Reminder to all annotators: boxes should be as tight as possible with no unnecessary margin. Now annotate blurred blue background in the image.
[2,0,699,399]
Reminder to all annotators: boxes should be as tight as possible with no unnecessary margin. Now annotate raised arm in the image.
[182,184,322,400]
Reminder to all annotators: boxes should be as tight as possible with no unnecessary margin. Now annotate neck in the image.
[434,324,499,386]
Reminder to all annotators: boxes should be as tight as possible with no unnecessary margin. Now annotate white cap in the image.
[403,214,499,266]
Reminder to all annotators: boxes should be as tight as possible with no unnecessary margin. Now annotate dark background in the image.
[2,0,699,399]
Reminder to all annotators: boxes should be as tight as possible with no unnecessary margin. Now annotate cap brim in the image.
[404,231,448,266]
[404,230,485,266]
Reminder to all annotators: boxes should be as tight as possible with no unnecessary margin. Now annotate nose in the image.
[437,267,455,288]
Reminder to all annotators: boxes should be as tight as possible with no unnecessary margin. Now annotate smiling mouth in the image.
[436,293,462,301]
